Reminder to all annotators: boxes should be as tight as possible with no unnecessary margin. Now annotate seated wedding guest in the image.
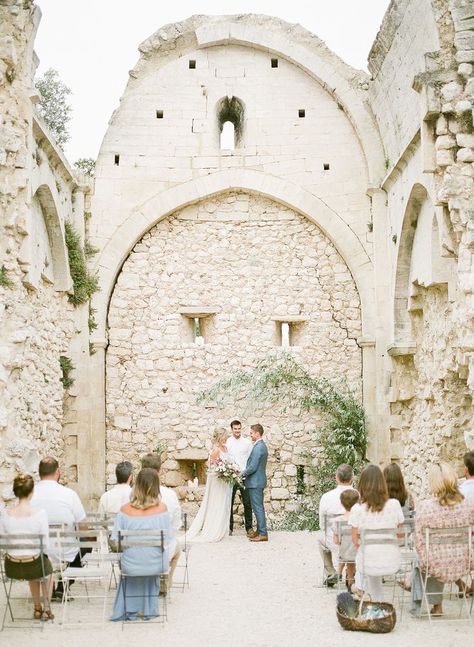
[0,474,54,620]
[141,452,181,592]
[411,462,474,616]
[318,464,354,587]
[98,461,133,515]
[31,457,86,601]
[459,451,474,504]
[383,462,414,516]
[111,468,170,621]
[349,464,404,601]
[333,489,359,591]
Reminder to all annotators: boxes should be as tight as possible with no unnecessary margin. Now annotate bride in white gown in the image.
[186,428,234,542]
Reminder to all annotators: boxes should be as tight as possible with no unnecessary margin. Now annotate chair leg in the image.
[1,579,14,629]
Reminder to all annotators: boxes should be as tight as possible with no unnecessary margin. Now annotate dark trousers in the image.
[247,487,267,536]
[54,547,91,594]
[230,483,253,532]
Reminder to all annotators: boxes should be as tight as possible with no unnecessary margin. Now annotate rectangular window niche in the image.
[179,307,219,345]
[271,316,307,347]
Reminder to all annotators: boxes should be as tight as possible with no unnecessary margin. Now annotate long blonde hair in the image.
[212,427,228,445]
[130,468,161,510]
[428,463,463,507]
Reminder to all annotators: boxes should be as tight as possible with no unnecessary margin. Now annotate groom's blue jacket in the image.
[242,440,268,489]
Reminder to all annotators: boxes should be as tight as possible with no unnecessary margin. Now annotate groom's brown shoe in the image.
[249,534,268,542]
[247,530,258,538]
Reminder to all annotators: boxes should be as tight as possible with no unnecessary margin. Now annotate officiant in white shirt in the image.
[226,420,254,536]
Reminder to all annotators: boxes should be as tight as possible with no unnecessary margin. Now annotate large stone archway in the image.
[104,190,363,515]
[85,174,375,505]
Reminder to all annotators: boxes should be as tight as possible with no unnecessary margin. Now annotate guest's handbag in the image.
[336,592,396,634]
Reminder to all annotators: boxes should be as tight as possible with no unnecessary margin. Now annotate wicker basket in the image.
[336,601,397,634]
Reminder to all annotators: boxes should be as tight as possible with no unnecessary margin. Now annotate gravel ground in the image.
[0,530,471,646]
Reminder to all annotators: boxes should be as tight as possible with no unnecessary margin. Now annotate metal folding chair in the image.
[53,528,110,627]
[389,521,417,618]
[419,525,472,622]
[0,533,50,631]
[358,527,401,600]
[117,528,168,629]
[319,512,341,588]
[80,516,120,590]
[333,519,356,591]
[175,512,191,591]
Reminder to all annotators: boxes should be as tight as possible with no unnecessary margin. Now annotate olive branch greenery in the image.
[198,352,367,529]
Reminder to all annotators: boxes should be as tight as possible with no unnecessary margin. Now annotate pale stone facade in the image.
[0,1,473,512]
[106,192,361,511]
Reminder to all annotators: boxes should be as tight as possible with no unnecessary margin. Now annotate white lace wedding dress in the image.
[185,451,232,542]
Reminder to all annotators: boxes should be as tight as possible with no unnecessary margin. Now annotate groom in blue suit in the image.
[241,423,268,542]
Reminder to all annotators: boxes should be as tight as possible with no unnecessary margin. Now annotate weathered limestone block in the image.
[271,488,290,500]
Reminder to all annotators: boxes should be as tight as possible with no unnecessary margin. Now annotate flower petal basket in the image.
[336,600,397,634]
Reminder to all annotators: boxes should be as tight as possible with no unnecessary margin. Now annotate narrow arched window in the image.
[217,96,244,150]
[220,121,235,150]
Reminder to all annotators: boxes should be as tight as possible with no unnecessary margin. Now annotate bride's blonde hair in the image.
[212,427,228,445]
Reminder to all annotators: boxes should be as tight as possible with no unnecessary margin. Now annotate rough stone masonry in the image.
[0,1,473,517]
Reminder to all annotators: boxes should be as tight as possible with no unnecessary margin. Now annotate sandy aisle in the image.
[1,530,470,646]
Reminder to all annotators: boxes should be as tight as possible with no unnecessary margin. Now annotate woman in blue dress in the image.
[111,468,171,621]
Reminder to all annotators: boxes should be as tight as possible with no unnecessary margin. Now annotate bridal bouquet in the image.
[213,457,241,485]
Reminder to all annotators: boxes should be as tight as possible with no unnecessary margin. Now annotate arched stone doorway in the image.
[105,190,362,518]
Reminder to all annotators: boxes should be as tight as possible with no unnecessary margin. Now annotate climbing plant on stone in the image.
[198,352,366,525]
[64,222,99,307]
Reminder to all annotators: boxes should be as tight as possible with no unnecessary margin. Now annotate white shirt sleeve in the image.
[318,492,328,520]
[70,490,86,522]
[38,509,50,547]
[348,503,360,528]
[169,491,182,533]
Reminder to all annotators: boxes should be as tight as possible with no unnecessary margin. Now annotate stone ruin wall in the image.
[369,0,474,496]
[106,192,362,518]
[2,0,473,510]
[0,1,88,505]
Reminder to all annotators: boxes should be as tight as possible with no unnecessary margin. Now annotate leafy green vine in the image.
[198,353,367,528]
[64,222,99,306]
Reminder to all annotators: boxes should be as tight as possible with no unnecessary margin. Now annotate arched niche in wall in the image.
[216,96,245,150]
[393,183,429,347]
[393,183,455,349]
[21,184,71,291]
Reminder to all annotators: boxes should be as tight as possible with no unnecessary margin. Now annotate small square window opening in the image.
[156,110,164,119]
[271,58,278,68]
[323,163,330,171]
[298,109,306,118]
[189,60,196,69]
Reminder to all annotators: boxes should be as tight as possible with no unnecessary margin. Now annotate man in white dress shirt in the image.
[141,452,182,592]
[98,461,133,515]
[31,456,87,600]
[226,420,253,536]
[318,464,354,587]
[460,451,474,504]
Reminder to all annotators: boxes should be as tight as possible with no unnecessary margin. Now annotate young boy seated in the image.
[333,489,360,591]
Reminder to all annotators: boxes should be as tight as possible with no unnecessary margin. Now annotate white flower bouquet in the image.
[213,457,241,485]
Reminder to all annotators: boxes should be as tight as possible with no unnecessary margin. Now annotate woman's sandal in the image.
[33,605,43,620]
[42,608,55,621]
